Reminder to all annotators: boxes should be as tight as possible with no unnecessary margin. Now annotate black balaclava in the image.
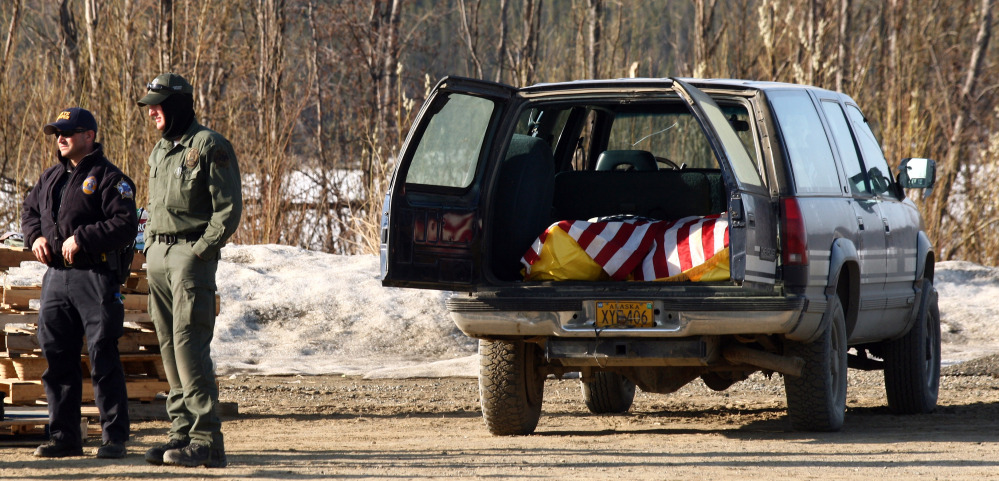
[160,93,196,140]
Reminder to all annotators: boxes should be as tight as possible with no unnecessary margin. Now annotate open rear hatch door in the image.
[672,78,777,289]
[381,76,517,291]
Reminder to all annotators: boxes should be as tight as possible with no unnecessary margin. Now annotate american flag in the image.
[521,214,729,281]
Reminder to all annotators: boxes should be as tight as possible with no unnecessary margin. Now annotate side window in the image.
[820,100,868,194]
[406,94,496,188]
[721,103,759,168]
[846,105,895,197]
[768,90,842,194]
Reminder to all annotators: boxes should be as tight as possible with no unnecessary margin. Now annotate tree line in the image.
[1,0,997,264]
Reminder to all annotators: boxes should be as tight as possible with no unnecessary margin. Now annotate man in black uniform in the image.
[22,107,138,459]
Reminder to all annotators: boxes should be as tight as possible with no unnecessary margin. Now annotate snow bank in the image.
[4,247,997,378]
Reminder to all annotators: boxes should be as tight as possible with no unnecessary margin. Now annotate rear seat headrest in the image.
[595,150,658,171]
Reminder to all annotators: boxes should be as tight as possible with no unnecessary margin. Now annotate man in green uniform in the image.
[137,73,241,468]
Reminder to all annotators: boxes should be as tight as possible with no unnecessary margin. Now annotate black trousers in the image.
[37,267,129,445]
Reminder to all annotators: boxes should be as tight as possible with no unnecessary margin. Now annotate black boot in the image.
[163,442,227,468]
[144,438,189,465]
[96,440,127,459]
[34,441,84,458]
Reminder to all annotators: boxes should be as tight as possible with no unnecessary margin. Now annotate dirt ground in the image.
[2,357,999,480]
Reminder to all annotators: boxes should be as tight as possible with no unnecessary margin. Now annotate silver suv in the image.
[380,77,939,434]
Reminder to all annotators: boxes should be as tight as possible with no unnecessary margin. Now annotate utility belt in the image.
[59,251,116,269]
[150,232,202,245]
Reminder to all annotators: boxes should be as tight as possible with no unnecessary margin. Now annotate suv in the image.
[380,77,939,434]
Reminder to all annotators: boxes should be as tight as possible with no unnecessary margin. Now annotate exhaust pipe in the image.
[722,344,805,377]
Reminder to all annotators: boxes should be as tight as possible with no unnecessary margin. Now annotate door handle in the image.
[857,217,864,230]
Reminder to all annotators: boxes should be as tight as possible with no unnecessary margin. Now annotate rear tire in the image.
[478,339,545,435]
[783,296,848,432]
[883,280,940,414]
[581,371,636,414]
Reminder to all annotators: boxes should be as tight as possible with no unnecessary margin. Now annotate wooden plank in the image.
[2,286,40,310]
[123,273,149,293]
[0,381,45,404]
[124,312,151,323]
[122,293,148,311]
[6,327,161,356]
[130,250,146,271]
[3,408,98,438]
[0,311,39,328]
[2,379,169,404]
[0,246,35,270]
[4,333,38,354]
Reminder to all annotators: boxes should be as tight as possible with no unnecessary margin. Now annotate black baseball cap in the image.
[138,73,194,106]
[42,107,98,135]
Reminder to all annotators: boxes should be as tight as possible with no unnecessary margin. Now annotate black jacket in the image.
[22,143,138,268]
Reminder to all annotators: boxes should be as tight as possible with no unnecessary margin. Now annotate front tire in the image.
[478,339,545,435]
[883,280,940,414]
[581,371,636,414]
[783,296,848,431]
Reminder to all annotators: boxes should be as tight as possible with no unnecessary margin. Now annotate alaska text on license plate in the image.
[595,301,654,328]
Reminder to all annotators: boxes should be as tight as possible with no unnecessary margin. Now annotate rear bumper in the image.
[447,295,810,339]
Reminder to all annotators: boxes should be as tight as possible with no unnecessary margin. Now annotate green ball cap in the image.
[138,73,194,106]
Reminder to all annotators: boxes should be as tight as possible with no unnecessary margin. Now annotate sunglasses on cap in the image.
[54,128,87,137]
[146,82,184,92]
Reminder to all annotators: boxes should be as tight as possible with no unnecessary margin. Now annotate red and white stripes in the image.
[521,214,729,281]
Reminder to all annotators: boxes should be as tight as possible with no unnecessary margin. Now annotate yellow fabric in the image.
[522,225,609,281]
[653,247,730,282]
[523,226,730,283]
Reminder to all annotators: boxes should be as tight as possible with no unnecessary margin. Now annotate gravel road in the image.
[1,359,998,480]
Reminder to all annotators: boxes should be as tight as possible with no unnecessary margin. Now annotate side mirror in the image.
[897,157,936,189]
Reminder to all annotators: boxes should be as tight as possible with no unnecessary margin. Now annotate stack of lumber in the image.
[0,245,171,410]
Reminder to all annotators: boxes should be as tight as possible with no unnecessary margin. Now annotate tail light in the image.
[781,197,808,265]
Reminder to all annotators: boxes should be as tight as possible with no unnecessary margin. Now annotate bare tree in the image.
[457,0,485,79]
[83,0,100,100]
[57,0,80,89]
[1,0,22,89]
[158,0,173,71]
[495,0,509,83]
[692,0,725,77]
[586,0,601,79]
[834,0,851,91]
[928,0,994,257]
[510,0,541,86]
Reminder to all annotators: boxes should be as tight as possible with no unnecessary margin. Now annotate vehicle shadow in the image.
[534,400,999,444]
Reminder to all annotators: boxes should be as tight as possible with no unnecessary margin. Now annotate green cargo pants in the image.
[146,239,224,449]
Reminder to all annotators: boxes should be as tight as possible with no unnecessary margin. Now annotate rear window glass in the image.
[608,110,716,169]
[769,90,842,194]
[406,94,496,188]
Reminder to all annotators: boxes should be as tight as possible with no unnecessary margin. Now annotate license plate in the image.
[594,301,654,328]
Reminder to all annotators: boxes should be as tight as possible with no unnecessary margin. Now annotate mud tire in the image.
[783,296,848,432]
[581,371,636,414]
[478,339,545,435]
[884,280,940,414]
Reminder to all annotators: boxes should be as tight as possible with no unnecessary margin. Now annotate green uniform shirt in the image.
[146,121,242,259]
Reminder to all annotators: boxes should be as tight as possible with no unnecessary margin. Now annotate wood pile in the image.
[1,245,171,408]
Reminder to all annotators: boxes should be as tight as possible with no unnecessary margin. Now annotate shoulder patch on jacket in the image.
[211,148,230,168]
[116,179,134,200]
[82,176,97,195]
